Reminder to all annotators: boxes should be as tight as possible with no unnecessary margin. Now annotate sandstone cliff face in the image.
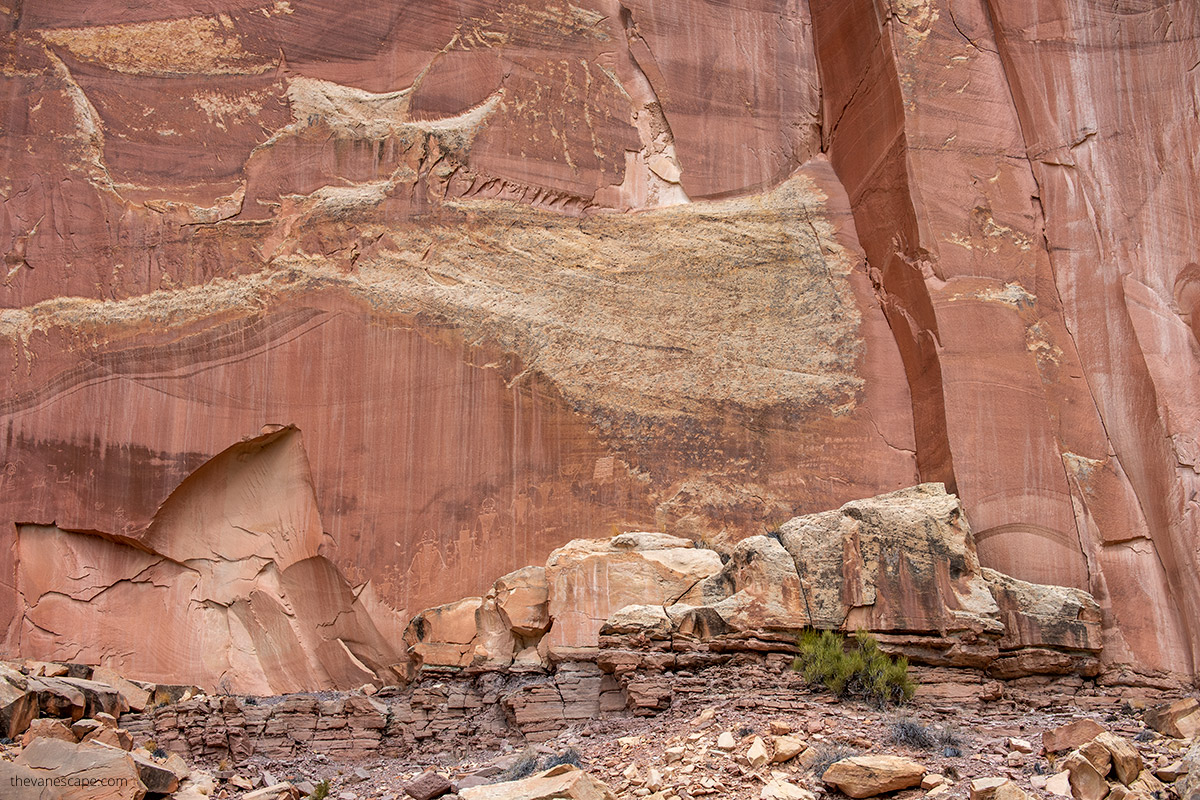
[1,0,1198,682]
[12,426,403,694]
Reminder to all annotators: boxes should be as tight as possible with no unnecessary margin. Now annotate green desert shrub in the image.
[793,628,915,707]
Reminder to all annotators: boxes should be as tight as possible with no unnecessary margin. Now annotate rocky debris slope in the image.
[1,649,1198,800]
[3,0,1200,683]
[20,486,1156,774]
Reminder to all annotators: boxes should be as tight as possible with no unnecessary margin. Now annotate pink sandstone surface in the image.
[0,0,1197,686]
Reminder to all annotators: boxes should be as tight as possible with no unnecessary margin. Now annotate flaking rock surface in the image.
[1,0,1199,684]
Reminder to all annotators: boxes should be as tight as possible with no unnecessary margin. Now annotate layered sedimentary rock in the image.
[407,484,1106,683]
[1,0,1199,682]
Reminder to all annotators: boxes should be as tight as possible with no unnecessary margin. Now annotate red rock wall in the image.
[809,0,1200,675]
[1,0,1197,682]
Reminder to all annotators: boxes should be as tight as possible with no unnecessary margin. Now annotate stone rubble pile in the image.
[1,646,1198,800]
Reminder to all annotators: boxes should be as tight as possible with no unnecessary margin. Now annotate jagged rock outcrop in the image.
[773,485,1005,667]
[2,0,1199,681]
[8,426,403,694]
[408,484,1112,692]
[983,568,1103,679]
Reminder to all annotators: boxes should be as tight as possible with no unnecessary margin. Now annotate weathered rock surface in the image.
[776,484,1003,666]
[970,777,1033,800]
[401,485,1115,690]
[1179,739,1200,800]
[1145,699,1200,739]
[458,764,617,800]
[983,569,1103,678]
[542,533,722,661]
[14,738,148,800]
[9,426,402,694]
[822,755,926,798]
[1043,720,1106,754]
[0,668,39,738]
[403,770,454,800]
[2,0,1200,684]
[21,717,77,746]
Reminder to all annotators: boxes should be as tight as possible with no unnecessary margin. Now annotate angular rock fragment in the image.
[1094,732,1143,786]
[1006,738,1033,754]
[15,738,148,800]
[1062,751,1108,800]
[0,671,39,739]
[71,719,103,739]
[21,717,77,746]
[970,778,1033,800]
[772,736,807,763]
[822,755,926,798]
[1145,699,1200,739]
[1129,770,1169,796]
[748,736,770,768]
[1043,719,1105,753]
[129,750,181,795]
[83,725,134,750]
[91,667,151,713]
[405,769,454,800]
[763,776,816,800]
[458,764,617,800]
[1076,739,1112,777]
[1046,771,1072,798]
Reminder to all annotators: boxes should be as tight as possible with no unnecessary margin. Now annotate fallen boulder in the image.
[1145,699,1200,739]
[970,778,1034,800]
[1043,719,1105,753]
[822,755,926,798]
[91,667,151,713]
[1062,750,1108,800]
[129,750,181,794]
[15,737,147,800]
[458,764,617,800]
[1094,732,1143,786]
[404,769,454,800]
[0,669,39,738]
[20,717,77,746]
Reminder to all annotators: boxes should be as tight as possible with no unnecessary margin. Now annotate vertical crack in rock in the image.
[809,0,958,492]
[40,46,117,196]
[589,3,689,209]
